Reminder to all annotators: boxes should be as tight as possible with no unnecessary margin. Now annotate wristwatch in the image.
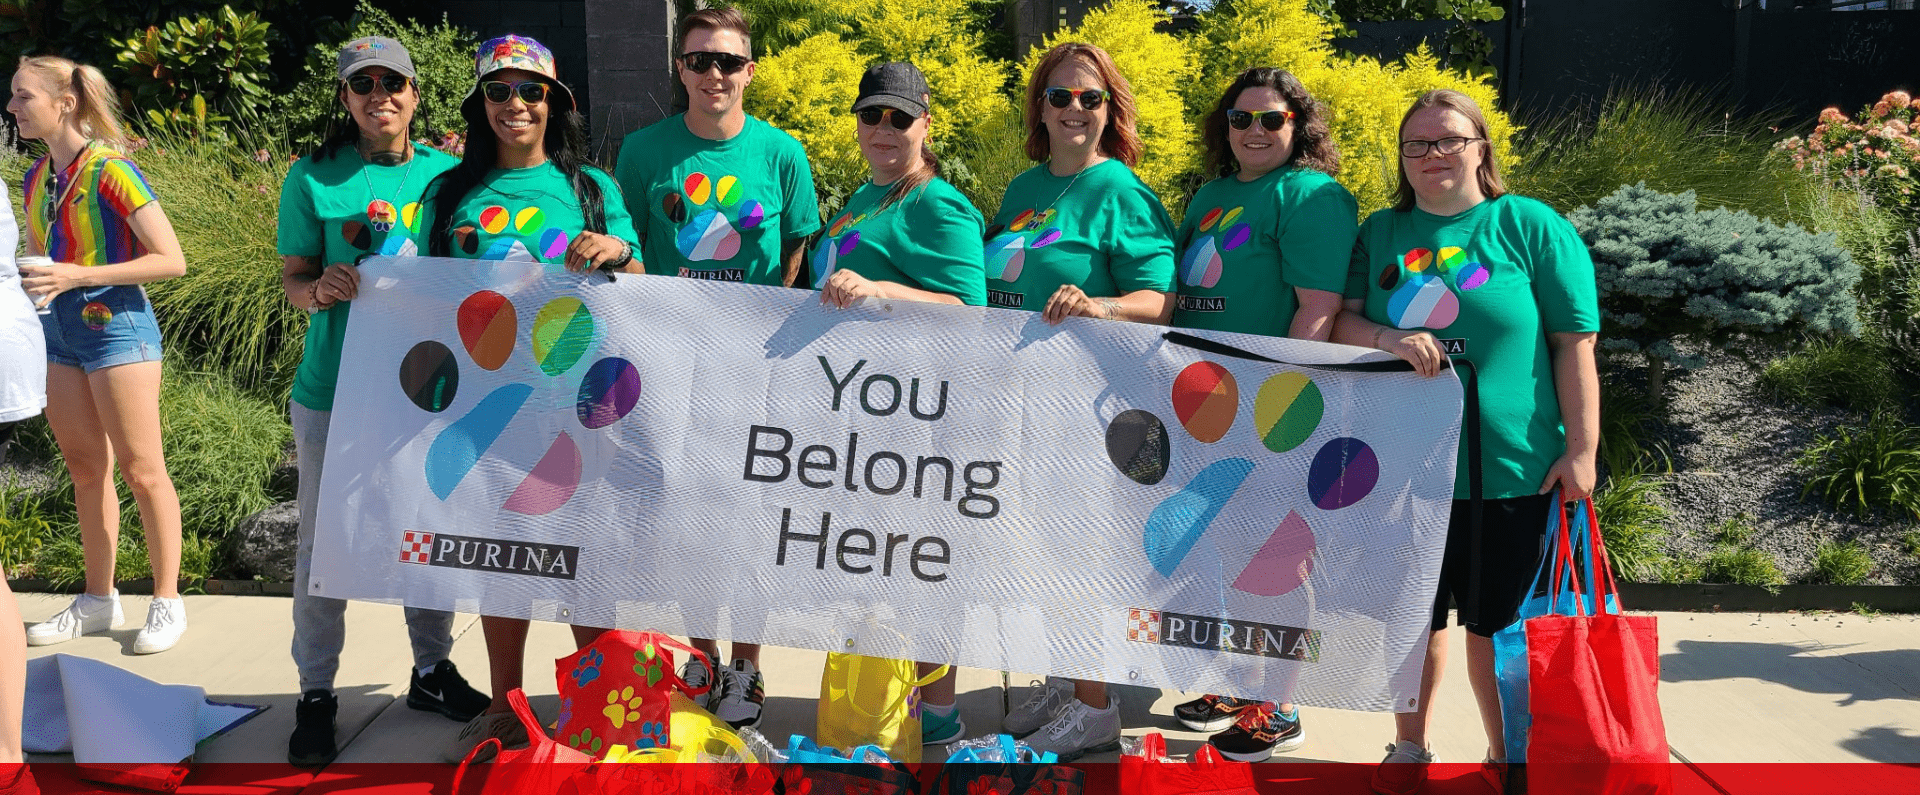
[602,240,634,270]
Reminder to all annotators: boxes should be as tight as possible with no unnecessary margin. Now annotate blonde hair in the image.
[14,56,128,147]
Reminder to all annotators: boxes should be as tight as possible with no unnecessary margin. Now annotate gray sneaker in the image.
[681,656,717,710]
[1020,697,1121,762]
[1003,676,1072,737]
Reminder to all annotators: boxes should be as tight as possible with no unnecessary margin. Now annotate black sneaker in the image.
[288,689,339,768]
[1173,694,1261,732]
[407,660,491,722]
[1207,702,1305,762]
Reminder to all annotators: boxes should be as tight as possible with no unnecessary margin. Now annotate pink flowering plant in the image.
[1777,90,1920,218]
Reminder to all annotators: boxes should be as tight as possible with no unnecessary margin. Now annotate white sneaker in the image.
[26,590,122,646]
[1020,696,1121,762]
[132,596,187,654]
[1003,676,1073,737]
[711,658,765,729]
[681,656,716,710]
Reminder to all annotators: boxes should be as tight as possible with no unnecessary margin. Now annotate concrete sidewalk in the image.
[17,594,1920,778]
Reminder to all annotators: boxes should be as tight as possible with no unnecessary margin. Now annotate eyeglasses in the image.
[680,51,750,75]
[481,80,551,105]
[345,73,410,96]
[1045,86,1110,111]
[1399,136,1482,158]
[856,107,919,130]
[1226,108,1294,132]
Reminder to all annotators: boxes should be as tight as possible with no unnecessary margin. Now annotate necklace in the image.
[359,144,416,232]
[1020,156,1098,232]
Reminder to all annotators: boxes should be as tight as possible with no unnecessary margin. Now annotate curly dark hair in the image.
[1200,67,1339,178]
[425,82,605,257]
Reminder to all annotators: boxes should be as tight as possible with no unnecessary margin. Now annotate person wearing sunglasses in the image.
[813,61,984,310]
[1162,67,1356,764]
[274,37,487,769]
[989,42,1175,762]
[8,57,189,658]
[610,7,820,729]
[615,6,820,297]
[414,34,640,764]
[1331,89,1598,795]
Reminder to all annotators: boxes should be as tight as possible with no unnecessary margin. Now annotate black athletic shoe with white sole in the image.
[288,689,339,768]
[407,660,491,722]
[1173,694,1261,732]
[1207,702,1305,762]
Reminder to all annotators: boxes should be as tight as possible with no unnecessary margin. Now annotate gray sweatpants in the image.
[291,401,455,693]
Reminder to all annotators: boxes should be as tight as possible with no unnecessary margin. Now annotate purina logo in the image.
[398,530,580,580]
[1126,608,1322,663]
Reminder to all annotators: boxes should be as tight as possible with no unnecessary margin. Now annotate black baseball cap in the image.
[850,61,929,117]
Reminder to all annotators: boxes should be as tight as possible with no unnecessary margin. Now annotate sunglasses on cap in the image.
[1226,108,1294,132]
[1045,86,1110,111]
[681,51,750,75]
[856,107,919,130]
[345,73,410,96]
[481,80,551,105]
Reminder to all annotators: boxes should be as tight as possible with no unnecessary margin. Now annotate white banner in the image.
[313,256,1462,712]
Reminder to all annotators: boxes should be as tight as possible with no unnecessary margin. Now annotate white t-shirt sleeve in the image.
[0,178,48,424]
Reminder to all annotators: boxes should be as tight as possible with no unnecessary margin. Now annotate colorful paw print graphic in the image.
[397,289,642,514]
[1377,246,1490,330]
[568,727,604,755]
[349,201,423,258]
[451,205,572,263]
[557,696,575,729]
[1179,205,1253,288]
[604,686,644,729]
[810,205,872,288]
[983,207,1064,283]
[569,647,605,688]
[632,643,665,688]
[1105,361,1381,596]
[663,172,765,261]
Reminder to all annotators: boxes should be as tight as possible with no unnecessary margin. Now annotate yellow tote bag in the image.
[817,653,949,763]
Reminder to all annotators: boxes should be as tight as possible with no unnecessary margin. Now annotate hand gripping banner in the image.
[312,257,1463,712]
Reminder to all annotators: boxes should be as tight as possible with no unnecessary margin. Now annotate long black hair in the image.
[425,82,605,255]
[311,78,421,162]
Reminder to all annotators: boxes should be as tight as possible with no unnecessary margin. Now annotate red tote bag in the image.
[1525,499,1672,795]
[1119,733,1257,795]
[452,688,595,795]
[554,630,712,757]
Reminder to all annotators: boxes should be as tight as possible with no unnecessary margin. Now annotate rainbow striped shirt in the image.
[22,144,159,267]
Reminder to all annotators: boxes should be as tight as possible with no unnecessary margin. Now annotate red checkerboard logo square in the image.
[1126,609,1160,643]
[399,531,434,564]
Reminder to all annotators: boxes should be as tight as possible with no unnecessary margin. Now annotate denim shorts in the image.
[40,285,164,372]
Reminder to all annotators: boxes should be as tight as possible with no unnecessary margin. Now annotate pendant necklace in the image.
[360,145,416,233]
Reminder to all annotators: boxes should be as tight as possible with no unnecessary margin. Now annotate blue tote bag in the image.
[1491,496,1617,761]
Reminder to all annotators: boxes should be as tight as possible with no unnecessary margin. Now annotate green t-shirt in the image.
[811,177,987,306]
[417,162,639,264]
[1172,167,1356,337]
[278,144,458,412]
[1344,194,1600,499]
[984,159,1175,312]
[613,114,821,285]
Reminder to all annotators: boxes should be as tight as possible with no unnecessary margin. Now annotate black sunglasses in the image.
[680,51,750,76]
[481,80,551,105]
[1045,86,1110,111]
[856,107,918,130]
[345,73,410,96]
[1226,108,1294,132]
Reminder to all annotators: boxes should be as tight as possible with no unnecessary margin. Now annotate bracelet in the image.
[306,282,325,314]
[1100,297,1121,320]
[603,240,634,270]
[1372,326,1386,349]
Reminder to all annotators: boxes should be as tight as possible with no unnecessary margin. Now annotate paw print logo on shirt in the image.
[1179,205,1252,288]
[347,201,423,258]
[451,205,572,263]
[983,208,1063,282]
[810,206,869,288]
[664,172,765,261]
[604,686,643,728]
[397,289,641,514]
[1377,246,1490,330]
[1104,361,1382,596]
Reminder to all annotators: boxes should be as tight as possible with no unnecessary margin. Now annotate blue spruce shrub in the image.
[1570,182,1860,402]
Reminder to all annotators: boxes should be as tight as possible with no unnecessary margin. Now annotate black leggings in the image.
[0,421,16,467]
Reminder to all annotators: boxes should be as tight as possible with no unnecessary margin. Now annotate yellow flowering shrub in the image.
[746,33,869,205]
[1190,0,1517,213]
[1024,0,1199,212]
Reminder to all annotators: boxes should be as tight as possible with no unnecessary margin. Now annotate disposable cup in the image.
[17,255,53,315]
